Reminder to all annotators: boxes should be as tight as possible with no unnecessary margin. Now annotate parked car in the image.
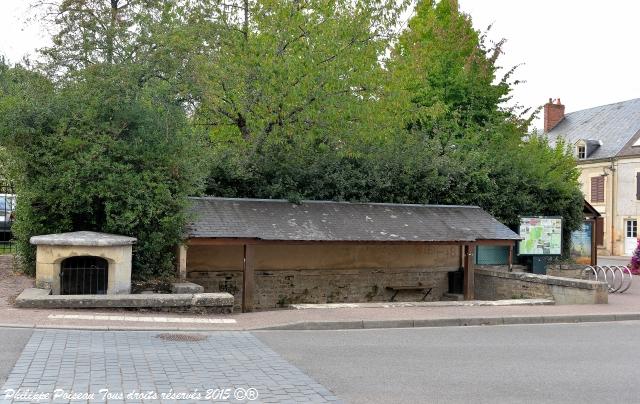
[0,193,16,232]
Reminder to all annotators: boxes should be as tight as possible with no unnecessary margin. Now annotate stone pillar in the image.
[176,244,187,280]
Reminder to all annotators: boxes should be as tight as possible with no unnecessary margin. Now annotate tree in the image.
[36,0,160,70]
[195,0,408,198]
[0,60,207,278]
[385,0,583,254]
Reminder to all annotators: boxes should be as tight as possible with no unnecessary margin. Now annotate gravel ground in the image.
[0,255,34,308]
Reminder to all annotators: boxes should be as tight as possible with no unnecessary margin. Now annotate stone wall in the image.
[475,268,608,304]
[476,264,528,273]
[186,243,460,311]
[546,263,590,280]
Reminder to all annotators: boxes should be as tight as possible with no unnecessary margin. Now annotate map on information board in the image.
[518,216,562,256]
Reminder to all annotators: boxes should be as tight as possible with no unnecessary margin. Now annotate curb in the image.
[1,313,640,332]
[256,313,640,331]
[0,323,242,332]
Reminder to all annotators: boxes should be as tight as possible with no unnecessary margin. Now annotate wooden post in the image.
[590,219,598,266]
[463,244,476,300]
[508,243,514,272]
[242,244,255,313]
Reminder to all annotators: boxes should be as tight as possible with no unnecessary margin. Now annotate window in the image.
[577,145,586,159]
[590,176,605,203]
[626,220,638,238]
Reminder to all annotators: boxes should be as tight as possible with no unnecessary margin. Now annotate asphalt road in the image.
[0,328,32,386]
[2,323,639,403]
[256,322,640,404]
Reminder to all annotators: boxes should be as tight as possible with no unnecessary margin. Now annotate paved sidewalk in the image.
[1,330,340,403]
[0,278,638,331]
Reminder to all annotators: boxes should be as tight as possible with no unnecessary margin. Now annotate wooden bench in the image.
[385,286,432,302]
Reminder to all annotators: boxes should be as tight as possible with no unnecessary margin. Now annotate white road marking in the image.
[47,314,236,324]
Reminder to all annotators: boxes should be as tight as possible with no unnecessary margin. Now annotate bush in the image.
[0,63,206,279]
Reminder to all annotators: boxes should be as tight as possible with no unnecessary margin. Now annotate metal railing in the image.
[583,265,633,293]
[60,256,108,295]
[0,240,15,254]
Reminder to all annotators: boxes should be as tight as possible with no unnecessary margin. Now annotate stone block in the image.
[15,288,51,306]
[192,292,233,307]
[172,282,205,294]
[13,289,234,310]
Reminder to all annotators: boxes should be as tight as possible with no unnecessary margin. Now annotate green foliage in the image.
[191,0,408,200]
[383,0,583,254]
[0,61,206,277]
[0,0,585,279]
[205,0,583,256]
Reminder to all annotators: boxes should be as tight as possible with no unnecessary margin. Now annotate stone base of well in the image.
[15,288,234,313]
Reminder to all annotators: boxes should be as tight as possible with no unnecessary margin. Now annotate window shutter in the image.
[636,173,640,200]
[590,176,604,203]
[595,217,604,246]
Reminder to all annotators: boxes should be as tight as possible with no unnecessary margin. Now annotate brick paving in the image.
[0,330,341,403]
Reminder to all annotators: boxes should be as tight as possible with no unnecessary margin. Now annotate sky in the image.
[1,0,639,129]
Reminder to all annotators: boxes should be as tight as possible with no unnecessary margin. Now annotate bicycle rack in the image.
[583,265,633,293]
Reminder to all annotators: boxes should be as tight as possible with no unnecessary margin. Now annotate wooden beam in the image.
[508,244,514,272]
[463,244,476,300]
[187,238,515,247]
[242,244,255,313]
[475,239,517,246]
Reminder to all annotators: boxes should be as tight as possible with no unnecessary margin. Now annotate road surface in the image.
[2,322,640,403]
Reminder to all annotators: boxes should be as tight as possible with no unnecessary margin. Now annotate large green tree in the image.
[386,0,583,252]
[193,0,408,199]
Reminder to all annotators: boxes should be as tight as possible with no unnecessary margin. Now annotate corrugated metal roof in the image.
[546,97,640,160]
[187,197,520,242]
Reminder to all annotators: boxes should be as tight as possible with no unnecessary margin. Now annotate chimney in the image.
[544,98,565,132]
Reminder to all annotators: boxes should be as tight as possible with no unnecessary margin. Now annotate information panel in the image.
[518,216,562,256]
[570,221,593,265]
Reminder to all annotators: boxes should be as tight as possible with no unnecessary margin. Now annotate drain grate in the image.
[156,333,208,342]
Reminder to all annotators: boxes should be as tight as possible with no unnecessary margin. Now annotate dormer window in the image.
[577,144,586,159]
[574,139,601,159]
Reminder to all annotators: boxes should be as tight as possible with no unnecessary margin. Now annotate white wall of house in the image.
[577,156,640,256]
[615,158,640,256]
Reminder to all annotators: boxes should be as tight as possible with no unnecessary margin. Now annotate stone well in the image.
[30,231,136,295]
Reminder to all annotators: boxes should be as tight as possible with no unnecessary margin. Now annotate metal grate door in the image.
[60,256,108,295]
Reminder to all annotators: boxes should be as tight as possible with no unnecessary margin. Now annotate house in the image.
[544,97,640,256]
[177,197,520,311]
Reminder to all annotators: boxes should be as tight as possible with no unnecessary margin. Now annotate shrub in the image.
[0,63,206,279]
